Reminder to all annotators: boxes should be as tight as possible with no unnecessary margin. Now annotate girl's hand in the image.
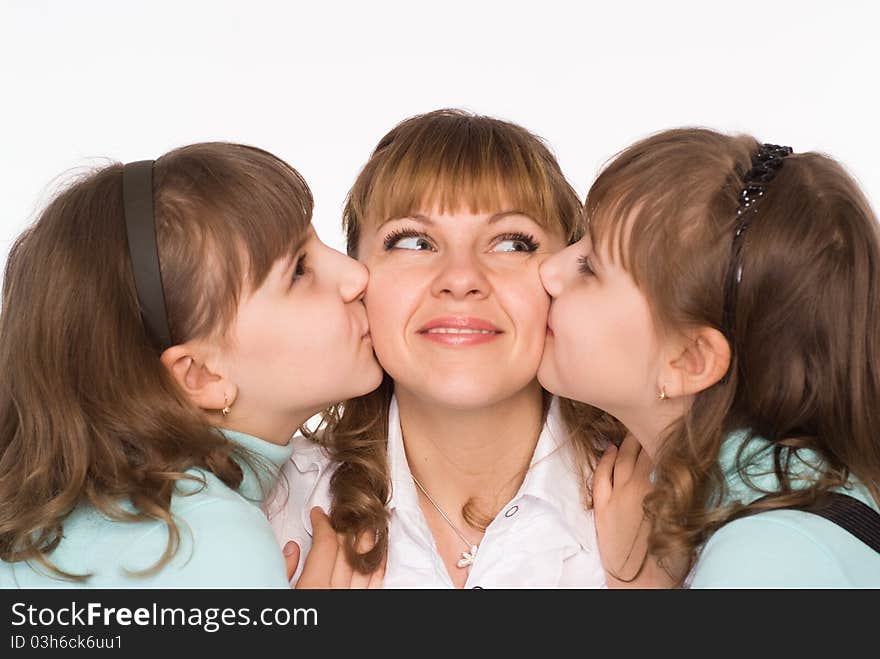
[285,507,385,589]
[593,435,674,588]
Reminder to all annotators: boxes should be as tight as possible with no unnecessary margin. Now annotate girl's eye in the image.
[577,254,595,277]
[383,229,434,251]
[493,232,539,253]
[292,253,308,281]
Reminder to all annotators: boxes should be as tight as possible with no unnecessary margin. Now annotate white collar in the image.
[385,394,594,550]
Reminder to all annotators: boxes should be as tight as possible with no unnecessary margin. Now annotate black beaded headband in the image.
[122,160,172,352]
[720,143,793,349]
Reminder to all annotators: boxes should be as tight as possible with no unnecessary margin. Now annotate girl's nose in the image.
[539,249,566,298]
[337,251,370,303]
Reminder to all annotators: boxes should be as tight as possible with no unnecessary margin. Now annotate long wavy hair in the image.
[0,142,312,580]
[586,128,880,585]
[315,108,615,572]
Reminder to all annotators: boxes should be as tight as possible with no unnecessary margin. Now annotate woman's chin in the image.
[395,377,540,411]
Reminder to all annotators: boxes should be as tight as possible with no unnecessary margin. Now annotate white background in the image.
[2,0,879,277]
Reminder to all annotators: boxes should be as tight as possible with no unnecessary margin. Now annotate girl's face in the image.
[358,205,565,409]
[225,225,383,422]
[537,233,662,416]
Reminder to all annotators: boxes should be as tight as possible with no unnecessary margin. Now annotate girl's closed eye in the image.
[578,254,596,277]
[493,232,540,253]
[290,252,309,285]
[384,228,434,251]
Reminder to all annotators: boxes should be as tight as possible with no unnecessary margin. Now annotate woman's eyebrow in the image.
[487,210,534,224]
[377,213,434,230]
[378,210,535,229]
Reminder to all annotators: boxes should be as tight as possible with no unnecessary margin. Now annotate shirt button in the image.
[504,505,519,518]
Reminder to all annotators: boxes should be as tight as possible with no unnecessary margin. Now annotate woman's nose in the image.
[430,250,490,300]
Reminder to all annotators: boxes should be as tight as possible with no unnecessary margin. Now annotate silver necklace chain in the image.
[411,474,479,569]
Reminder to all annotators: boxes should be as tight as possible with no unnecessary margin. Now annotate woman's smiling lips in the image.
[417,316,503,346]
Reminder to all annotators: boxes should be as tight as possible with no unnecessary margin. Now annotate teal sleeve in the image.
[690,514,847,588]
[132,497,290,588]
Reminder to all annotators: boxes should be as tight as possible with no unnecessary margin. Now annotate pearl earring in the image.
[221,396,231,417]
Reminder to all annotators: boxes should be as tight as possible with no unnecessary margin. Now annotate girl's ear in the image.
[665,326,731,398]
[160,344,237,413]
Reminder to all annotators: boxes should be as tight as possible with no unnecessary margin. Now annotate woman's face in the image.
[227,224,383,420]
[537,233,661,415]
[358,205,565,410]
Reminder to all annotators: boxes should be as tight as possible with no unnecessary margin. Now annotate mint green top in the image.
[0,429,293,588]
[690,431,880,588]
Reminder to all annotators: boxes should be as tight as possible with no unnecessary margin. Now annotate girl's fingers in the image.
[632,442,656,496]
[283,541,300,583]
[348,529,378,589]
[613,434,642,486]
[592,444,617,509]
[349,569,372,589]
[294,507,336,589]
[330,539,354,588]
[367,557,386,589]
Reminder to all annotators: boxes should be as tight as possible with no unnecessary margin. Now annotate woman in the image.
[270,109,610,588]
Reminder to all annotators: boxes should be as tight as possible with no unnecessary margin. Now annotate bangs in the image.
[159,143,313,285]
[345,109,583,255]
[585,165,667,289]
[154,143,314,339]
[369,128,556,229]
[224,156,313,288]
[585,129,749,289]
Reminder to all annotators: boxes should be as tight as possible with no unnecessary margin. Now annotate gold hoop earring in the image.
[657,386,667,401]
[221,396,231,417]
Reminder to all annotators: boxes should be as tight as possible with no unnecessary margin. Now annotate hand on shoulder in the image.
[283,507,385,589]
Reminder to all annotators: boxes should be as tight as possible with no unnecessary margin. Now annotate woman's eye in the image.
[383,230,434,251]
[577,254,595,277]
[492,232,539,253]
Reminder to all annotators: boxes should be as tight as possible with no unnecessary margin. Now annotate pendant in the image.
[456,545,479,569]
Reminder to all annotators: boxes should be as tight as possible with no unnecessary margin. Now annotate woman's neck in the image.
[395,379,547,516]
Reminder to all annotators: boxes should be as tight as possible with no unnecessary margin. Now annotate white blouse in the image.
[267,395,606,588]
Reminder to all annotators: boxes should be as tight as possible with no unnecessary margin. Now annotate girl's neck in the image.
[217,406,310,446]
[395,380,547,514]
[611,395,691,460]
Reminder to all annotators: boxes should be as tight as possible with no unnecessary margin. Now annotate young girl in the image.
[537,128,880,587]
[0,142,383,587]
[270,109,612,588]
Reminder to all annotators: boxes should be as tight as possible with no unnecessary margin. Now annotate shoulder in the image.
[2,480,290,588]
[127,473,288,587]
[690,508,880,588]
[264,434,338,559]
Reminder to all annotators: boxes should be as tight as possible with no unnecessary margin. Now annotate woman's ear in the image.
[664,326,731,398]
[160,344,237,413]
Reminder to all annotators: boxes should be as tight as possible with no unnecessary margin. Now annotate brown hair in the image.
[586,128,880,584]
[0,142,312,580]
[317,108,603,571]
